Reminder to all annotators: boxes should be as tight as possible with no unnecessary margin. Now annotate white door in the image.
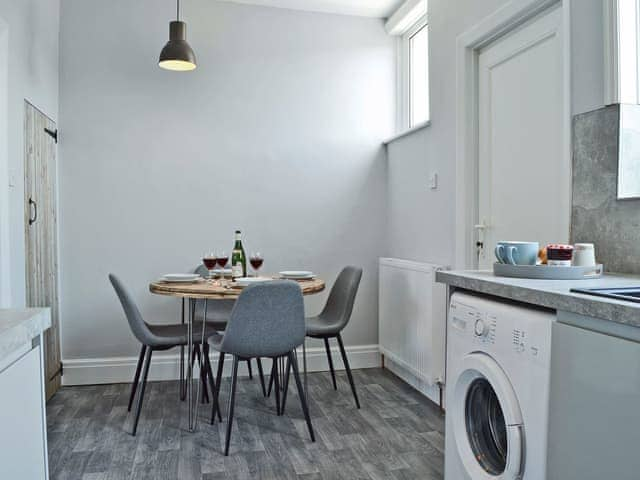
[477,6,568,269]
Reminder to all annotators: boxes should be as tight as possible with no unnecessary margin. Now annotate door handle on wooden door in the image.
[28,197,37,225]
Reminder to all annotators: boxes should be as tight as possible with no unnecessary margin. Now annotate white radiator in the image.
[378,258,447,401]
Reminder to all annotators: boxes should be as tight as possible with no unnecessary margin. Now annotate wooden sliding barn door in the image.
[24,101,61,400]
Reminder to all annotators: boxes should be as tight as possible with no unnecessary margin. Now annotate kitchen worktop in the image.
[436,270,640,328]
[0,308,51,368]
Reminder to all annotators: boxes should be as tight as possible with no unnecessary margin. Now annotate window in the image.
[385,0,429,138]
[407,20,429,127]
[399,15,429,131]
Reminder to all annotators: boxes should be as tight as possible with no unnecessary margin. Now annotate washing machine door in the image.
[452,353,524,479]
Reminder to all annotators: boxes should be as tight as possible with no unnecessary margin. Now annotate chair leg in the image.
[132,348,152,436]
[324,337,337,390]
[200,344,210,404]
[256,357,267,397]
[203,347,222,421]
[281,355,292,415]
[289,351,315,442]
[267,362,275,397]
[272,359,281,416]
[224,356,240,456]
[337,334,360,409]
[128,345,146,412]
[247,358,253,379]
[211,352,225,424]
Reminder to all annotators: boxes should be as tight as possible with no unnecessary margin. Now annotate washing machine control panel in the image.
[449,293,552,367]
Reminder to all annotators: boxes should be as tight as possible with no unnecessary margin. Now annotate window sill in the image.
[383,120,431,145]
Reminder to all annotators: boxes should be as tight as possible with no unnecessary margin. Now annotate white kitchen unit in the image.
[437,269,640,480]
[0,308,51,480]
[547,311,640,480]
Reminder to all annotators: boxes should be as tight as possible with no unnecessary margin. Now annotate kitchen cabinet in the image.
[547,316,640,480]
[0,343,49,479]
[0,309,51,479]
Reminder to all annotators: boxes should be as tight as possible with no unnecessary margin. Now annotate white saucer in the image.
[279,270,315,280]
[235,277,273,287]
[162,273,201,283]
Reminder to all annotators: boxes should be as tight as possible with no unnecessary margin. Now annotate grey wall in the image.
[571,105,640,274]
[386,0,606,267]
[0,0,60,307]
[58,0,394,360]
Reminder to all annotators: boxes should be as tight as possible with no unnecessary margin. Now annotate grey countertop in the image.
[0,308,51,369]
[436,270,640,328]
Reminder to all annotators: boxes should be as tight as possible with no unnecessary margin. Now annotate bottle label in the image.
[232,264,243,278]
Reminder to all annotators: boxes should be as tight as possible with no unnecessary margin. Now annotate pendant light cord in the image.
[177,0,180,21]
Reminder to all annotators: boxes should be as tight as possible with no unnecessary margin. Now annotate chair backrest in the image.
[221,280,305,358]
[109,274,155,346]
[319,266,363,330]
[193,264,208,278]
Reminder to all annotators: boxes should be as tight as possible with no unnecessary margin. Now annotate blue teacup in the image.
[495,241,539,265]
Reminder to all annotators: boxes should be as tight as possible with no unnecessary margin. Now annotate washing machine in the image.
[445,292,553,479]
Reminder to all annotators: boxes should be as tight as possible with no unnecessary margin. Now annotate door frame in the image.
[0,17,9,307]
[454,0,572,269]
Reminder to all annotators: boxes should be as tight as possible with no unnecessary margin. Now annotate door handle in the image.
[28,197,37,225]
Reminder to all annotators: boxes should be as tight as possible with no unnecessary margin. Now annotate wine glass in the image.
[216,250,229,270]
[250,252,264,277]
[202,252,217,279]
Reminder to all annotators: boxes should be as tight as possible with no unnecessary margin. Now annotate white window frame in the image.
[400,15,429,131]
[384,0,429,143]
[604,0,640,105]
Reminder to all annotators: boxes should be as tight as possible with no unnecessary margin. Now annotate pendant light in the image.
[159,0,197,71]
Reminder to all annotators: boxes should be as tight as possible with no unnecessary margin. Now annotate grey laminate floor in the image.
[46,368,444,480]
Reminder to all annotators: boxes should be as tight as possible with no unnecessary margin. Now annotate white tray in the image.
[493,263,603,280]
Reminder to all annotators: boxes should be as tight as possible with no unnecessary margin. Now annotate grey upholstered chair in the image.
[109,274,220,435]
[192,265,267,397]
[304,266,363,408]
[208,280,315,456]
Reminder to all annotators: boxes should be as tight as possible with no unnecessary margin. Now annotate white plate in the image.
[162,273,201,283]
[214,268,233,275]
[235,277,273,287]
[279,270,314,279]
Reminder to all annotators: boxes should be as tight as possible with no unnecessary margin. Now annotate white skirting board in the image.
[61,344,380,386]
[382,351,443,407]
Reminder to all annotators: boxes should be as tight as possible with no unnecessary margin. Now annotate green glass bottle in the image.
[231,230,246,279]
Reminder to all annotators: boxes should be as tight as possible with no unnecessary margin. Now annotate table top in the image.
[436,269,640,329]
[149,277,325,299]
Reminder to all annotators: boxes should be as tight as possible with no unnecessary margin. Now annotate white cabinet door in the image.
[0,346,48,480]
[548,321,640,479]
[477,6,568,268]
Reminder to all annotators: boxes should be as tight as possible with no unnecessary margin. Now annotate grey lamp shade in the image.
[159,21,196,71]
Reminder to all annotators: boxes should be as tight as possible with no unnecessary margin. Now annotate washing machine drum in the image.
[452,353,525,479]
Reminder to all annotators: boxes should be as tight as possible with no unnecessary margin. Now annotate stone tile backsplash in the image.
[571,104,640,274]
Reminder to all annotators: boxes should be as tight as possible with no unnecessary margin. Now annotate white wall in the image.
[386,0,606,266]
[0,0,60,307]
[58,0,394,369]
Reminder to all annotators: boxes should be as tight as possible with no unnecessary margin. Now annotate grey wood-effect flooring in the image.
[47,368,444,480]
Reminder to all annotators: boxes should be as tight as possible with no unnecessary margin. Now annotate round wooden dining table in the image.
[149,276,325,299]
[148,276,325,431]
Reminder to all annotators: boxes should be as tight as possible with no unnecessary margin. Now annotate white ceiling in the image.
[216,0,404,18]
